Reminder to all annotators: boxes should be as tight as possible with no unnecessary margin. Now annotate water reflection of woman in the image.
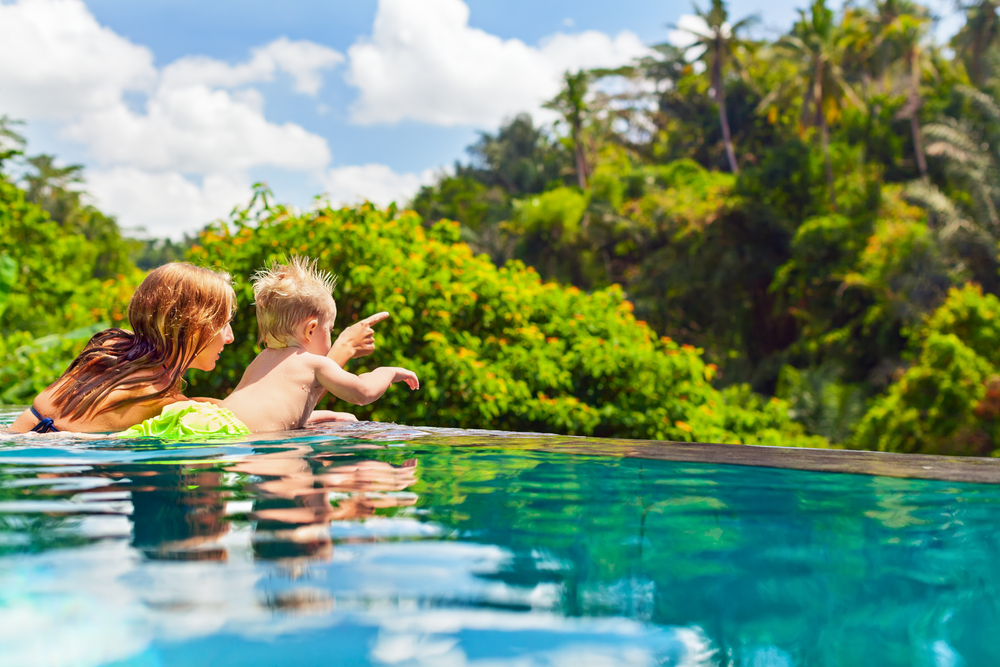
[48,445,417,565]
[105,463,231,561]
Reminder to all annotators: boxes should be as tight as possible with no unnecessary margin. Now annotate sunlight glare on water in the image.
[0,407,997,666]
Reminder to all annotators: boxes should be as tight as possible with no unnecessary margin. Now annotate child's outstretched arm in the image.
[314,357,418,406]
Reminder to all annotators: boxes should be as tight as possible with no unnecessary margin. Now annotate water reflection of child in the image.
[228,447,417,569]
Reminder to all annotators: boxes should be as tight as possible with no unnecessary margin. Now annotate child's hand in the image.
[395,369,419,390]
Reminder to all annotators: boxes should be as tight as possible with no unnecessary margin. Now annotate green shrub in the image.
[0,170,148,405]
[851,285,1000,455]
[0,175,143,336]
[0,324,107,405]
[0,252,15,319]
[776,365,868,444]
[508,187,589,244]
[920,282,1000,366]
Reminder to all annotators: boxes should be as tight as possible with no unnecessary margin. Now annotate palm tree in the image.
[0,115,25,167]
[668,0,758,174]
[907,85,1000,240]
[544,71,591,189]
[883,13,936,178]
[952,0,1000,87]
[759,0,866,210]
[849,0,928,89]
[22,155,85,226]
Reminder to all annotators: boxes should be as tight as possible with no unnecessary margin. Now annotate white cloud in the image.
[161,37,344,96]
[321,164,435,208]
[63,84,332,173]
[346,0,649,127]
[0,0,344,237]
[0,0,156,120]
[61,39,334,237]
[56,31,336,175]
[85,168,251,239]
[0,0,658,238]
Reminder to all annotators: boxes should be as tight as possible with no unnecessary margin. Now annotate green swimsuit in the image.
[118,401,250,439]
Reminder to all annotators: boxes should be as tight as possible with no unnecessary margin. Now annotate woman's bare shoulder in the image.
[68,392,180,432]
[23,378,181,433]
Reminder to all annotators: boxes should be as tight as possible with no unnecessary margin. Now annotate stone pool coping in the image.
[4,403,999,484]
[306,422,1000,485]
[495,437,1000,485]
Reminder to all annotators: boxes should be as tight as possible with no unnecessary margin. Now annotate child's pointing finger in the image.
[361,311,390,327]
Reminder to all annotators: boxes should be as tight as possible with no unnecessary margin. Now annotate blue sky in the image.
[0,0,960,238]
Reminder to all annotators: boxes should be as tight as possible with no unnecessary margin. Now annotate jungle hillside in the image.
[5,0,1000,455]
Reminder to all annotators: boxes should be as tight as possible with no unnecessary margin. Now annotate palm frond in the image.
[923,120,986,166]
[904,180,975,241]
[756,86,784,113]
[829,65,867,111]
[730,15,761,32]
[960,84,1000,127]
[925,140,980,165]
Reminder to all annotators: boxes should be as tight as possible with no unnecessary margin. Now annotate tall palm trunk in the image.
[909,54,928,178]
[814,60,836,211]
[572,119,588,189]
[969,1,999,87]
[713,43,739,174]
[821,112,836,211]
[909,113,927,178]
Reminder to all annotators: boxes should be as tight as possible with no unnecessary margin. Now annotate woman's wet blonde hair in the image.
[252,255,336,347]
[52,263,236,419]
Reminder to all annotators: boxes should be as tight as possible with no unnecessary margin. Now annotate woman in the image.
[7,262,385,433]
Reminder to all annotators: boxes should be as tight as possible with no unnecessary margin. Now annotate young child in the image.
[121,256,417,437]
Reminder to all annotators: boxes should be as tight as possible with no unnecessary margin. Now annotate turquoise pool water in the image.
[1,411,998,666]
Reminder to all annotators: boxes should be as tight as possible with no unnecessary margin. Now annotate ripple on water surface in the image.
[0,410,998,666]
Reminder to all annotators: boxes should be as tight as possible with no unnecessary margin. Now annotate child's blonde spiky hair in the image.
[252,255,337,347]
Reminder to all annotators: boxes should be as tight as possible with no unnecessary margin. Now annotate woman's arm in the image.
[6,407,43,433]
[328,312,390,367]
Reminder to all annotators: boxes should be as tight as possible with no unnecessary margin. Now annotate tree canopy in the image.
[7,0,1000,455]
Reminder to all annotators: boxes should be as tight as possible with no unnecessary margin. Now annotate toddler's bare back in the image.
[221,348,328,433]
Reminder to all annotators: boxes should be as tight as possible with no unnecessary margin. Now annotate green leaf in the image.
[0,252,15,318]
[14,322,108,358]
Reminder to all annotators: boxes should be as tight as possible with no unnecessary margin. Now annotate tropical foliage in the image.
[852,284,1000,454]
[184,193,825,446]
[7,0,1000,455]
[410,0,1000,451]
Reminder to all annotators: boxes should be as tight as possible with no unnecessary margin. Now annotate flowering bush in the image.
[186,194,826,446]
